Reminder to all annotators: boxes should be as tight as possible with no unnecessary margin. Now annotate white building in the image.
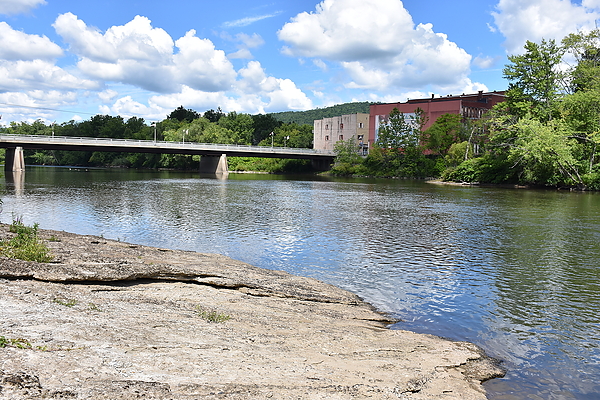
[313,113,370,155]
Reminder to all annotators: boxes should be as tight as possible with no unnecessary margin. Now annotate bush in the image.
[1,218,53,263]
[582,172,600,190]
[442,154,518,184]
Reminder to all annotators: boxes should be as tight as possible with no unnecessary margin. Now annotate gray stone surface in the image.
[0,225,504,399]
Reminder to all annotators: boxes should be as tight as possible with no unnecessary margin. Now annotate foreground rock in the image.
[0,226,504,399]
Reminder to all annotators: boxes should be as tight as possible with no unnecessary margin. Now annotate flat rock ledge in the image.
[0,225,504,399]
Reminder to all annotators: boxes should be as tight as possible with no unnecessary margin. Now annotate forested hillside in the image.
[270,102,373,125]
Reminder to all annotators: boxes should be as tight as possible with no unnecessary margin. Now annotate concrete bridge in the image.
[0,134,335,173]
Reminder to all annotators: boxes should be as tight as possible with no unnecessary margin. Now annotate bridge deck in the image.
[0,134,335,160]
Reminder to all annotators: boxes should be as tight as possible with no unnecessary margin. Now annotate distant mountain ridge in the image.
[269,101,374,125]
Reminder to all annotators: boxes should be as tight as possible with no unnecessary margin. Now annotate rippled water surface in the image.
[2,167,600,399]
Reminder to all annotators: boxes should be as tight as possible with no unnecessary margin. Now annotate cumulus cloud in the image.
[98,89,118,103]
[492,0,600,54]
[0,0,45,16]
[54,13,174,63]
[278,0,478,93]
[54,13,239,94]
[0,59,99,92]
[174,30,237,92]
[0,22,63,60]
[128,61,313,116]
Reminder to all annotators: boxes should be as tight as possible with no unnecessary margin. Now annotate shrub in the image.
[1,217,53,263]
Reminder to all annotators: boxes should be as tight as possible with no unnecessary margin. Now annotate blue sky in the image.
[1,0,599,125]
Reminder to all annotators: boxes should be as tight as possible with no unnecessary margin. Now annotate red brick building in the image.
[368,91,506,148]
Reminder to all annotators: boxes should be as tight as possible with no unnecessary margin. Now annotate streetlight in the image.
[284,135,290,147]
[270,131,274,147]
[183,129,188,144]
[151,122,157,142]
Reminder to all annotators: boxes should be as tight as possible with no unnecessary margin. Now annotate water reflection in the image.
[2,168,600,399]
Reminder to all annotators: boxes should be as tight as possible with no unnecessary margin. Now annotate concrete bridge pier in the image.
[5,147,25,171]
[199,154,228,174]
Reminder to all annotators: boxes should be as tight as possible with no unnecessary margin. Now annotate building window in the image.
[359,122,364,128]
[340,123,344,129]
[325,135,329,141]
[325,124,329,130]
[358,135,363,140]
[339,135,344,140]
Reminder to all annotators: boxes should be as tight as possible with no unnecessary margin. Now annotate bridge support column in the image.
[199,154,228,174]
[5,147,25,171]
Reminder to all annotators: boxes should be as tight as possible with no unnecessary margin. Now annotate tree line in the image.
[0,107,314,172]
[332,30,600,190]
[270,102,373,125]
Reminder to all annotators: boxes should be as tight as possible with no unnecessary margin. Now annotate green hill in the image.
[269,101,374,125]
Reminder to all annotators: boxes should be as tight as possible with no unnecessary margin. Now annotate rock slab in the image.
[0,226,504,399]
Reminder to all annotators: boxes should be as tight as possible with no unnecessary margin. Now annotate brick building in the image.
[368,91,506,149]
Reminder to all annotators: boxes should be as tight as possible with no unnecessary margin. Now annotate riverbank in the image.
[0,225,504,399]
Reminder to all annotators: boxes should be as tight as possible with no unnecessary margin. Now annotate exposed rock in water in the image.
[0,225,505,399]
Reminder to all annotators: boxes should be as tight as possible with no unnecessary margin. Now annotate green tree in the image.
[168,106,200,122]
[330,137,364,176]
[508,116,583,186]
[203,107,225,123]
[218,112,254,145]
[376,107,426,150]
[562,29,600,92]
[252,114,282,145]
[257,123,313,148]
[422,113,466,155]
[503,39,565,120]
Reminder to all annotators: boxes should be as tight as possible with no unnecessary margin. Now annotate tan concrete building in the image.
[313,113,370,155]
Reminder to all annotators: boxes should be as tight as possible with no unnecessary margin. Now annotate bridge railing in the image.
[0,134,335,155]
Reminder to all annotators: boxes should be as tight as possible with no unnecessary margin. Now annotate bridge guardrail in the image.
[0,134,335,156]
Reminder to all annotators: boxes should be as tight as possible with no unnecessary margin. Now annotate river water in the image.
[2,167,599,399]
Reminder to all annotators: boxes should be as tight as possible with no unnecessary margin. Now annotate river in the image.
[2,167,599,399]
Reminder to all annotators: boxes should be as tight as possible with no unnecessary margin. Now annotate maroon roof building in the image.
[368,90,506,148]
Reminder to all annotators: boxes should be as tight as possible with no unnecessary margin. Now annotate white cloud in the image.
[278,0,478,93]
[54,13,174,63]
[313,59,328,72]
[174,30,237,92]
[54,14,239,94]
[224,33,265,60]
[222,12,282,28]
[228,48,254,59]
[0,22,63,60]
[0,60,99,92]
[0,0,45,16]
[279,0,414,61]
[0,89,79,124]
[131,61,313,116]
[473,55,499,69]
[583,0,600,8]
[236,33,265,49]
[98,89,118,103]
[492,0,600,54]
